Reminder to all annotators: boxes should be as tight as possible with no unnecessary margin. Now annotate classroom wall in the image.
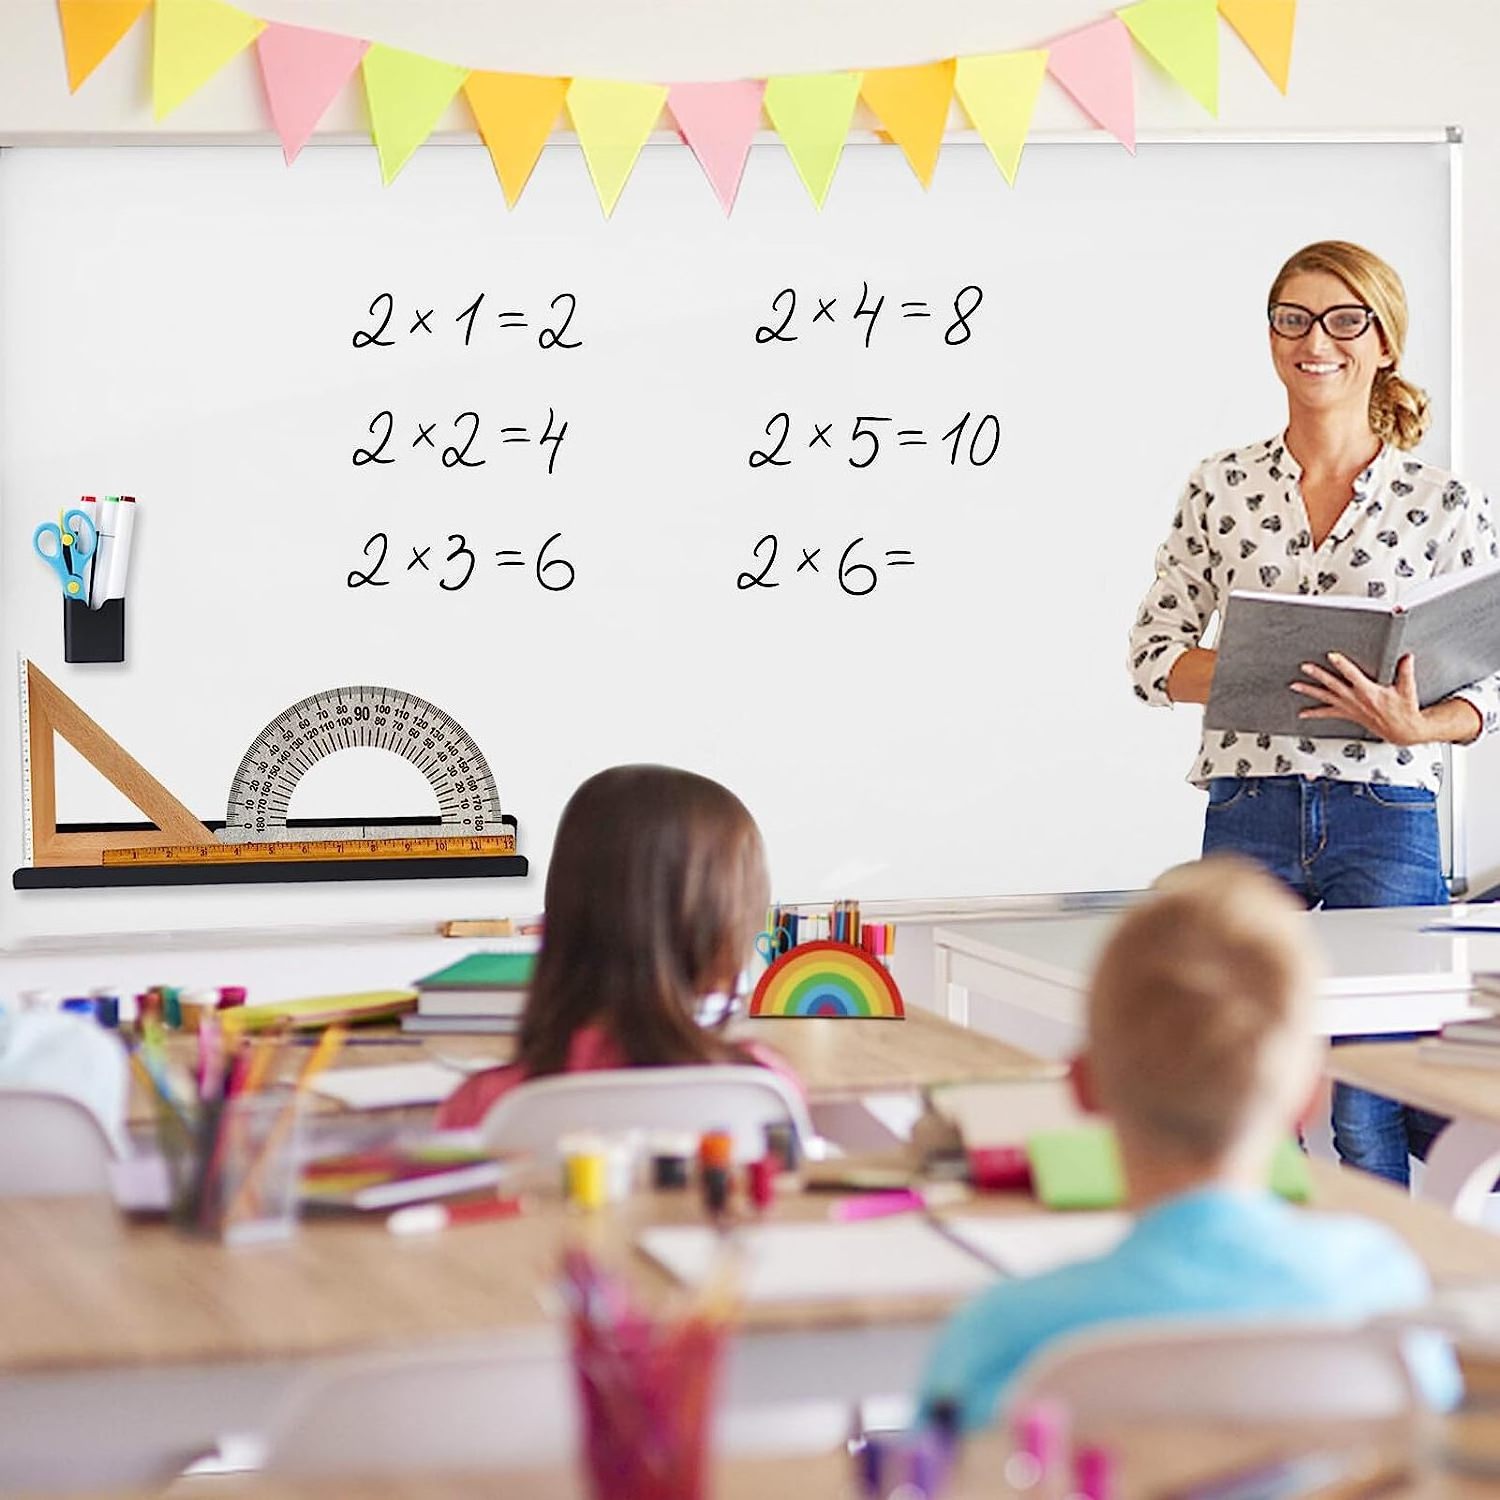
[5,0,1500,891]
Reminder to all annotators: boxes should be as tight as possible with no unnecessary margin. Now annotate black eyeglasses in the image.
[1268,303,1378,341]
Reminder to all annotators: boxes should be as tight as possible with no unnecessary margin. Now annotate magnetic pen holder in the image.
[63,596,125,664]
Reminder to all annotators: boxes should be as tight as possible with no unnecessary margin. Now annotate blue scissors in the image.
[33,510,97,601]
[754,925,792,967]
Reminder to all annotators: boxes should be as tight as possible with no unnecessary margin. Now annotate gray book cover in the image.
[1205,563,1500,739]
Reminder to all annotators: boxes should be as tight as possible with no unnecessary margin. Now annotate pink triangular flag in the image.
[1047,17,1136,151]
[669,80,764,214]
[256,22,369,163]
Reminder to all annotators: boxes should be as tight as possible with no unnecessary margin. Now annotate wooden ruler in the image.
[103,833,516,867]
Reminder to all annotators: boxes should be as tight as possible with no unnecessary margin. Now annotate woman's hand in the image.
[1291,652,1482,745]
[1166,648,1217,705]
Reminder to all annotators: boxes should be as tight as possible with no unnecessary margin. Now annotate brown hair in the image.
[1086,856,1321,1162]
[1269,240,1430,451]
[516,764,770,1077]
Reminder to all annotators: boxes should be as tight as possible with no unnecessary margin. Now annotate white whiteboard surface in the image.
[0,140,1455,942]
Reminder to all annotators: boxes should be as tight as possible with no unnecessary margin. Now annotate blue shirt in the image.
[920,1187,1459,1428]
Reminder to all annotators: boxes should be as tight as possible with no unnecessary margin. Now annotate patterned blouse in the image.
[1129,434,1500,789]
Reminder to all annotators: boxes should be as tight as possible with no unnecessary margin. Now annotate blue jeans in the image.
[1201,776,1448,1188]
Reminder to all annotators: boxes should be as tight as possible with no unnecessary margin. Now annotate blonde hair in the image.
[1269,240,1430,451]
[1086,856,1321,1162]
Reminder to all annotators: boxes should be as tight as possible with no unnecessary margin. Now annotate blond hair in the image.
[1269,240,1430,451]
[1086,856,1321,1162]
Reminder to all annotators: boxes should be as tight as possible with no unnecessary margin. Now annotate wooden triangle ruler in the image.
[18,656,214,868]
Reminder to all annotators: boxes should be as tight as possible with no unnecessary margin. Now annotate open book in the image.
[1205,563,1500,739]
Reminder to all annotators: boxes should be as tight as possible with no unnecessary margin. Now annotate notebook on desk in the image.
[638,1219,996,1303]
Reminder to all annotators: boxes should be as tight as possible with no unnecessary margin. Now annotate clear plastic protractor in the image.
[221,686,503,843]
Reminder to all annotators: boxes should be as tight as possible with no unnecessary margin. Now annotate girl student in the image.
[1128,240,1500,1185]
[439,763,798,1129]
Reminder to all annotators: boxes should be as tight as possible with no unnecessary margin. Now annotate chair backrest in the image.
[259,1339,577,1476]
[477,1064,815,1163]
[1007,1316,1423,1423]
[0,1089,119,1196]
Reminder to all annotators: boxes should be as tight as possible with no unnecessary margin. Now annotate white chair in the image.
[476,1064,818,1163]
[1006,1316,1424,1423]
[0,1090,119,1196]
[257,1338,576,1476]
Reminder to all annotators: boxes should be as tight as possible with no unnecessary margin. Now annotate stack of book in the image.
[1420,1010,1500,1069]
[300,1143,512,1212]
[401,950,537,1034]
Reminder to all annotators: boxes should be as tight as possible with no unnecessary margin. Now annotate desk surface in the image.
[935,906,1500,996]
[1329,1042,1500,1125]
[130,1009,1049,1125]
[89,1416,1500,1499]
[2,1158,1496,1379]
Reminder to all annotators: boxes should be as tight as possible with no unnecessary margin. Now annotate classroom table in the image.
[131,1412,1497,1500]
[931,906,1497,1058]
[1328,1041,1500,1225]
[130,1007,1053,1129]
[0,1156,1496,1489]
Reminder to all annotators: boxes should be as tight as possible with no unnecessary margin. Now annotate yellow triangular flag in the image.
[361,45,470,185]
[566,79,667,217]
[954,50,1048,186]
[860,61,955,189]
[465,72,570,207]
[1120,0,1220,115]
[153,0,265,121]
[57,0,151,92]
[763,72,862,208]
[1219,0,1296,93]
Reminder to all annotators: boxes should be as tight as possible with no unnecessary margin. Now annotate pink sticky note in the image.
[1048,17,1136,152]
[669,80,766,214]
[256,22,370,164]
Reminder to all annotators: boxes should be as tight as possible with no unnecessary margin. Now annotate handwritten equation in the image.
[351,409,569,474]
[346,532,576,593]
[351,292,584,351]
[755,283,983,349]
[748,411,1000,469]
[736,536,915,596]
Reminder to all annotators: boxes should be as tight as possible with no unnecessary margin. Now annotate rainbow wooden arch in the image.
[749,940,905,1019]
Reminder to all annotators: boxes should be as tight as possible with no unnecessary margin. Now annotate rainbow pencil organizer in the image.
[749,941,904,1019]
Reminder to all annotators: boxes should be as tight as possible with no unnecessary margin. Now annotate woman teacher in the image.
[1128,240,1500,1187]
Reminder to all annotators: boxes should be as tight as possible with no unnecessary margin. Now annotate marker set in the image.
[31,494,136,663]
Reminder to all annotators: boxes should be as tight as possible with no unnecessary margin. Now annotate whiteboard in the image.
[0,139,1456,942]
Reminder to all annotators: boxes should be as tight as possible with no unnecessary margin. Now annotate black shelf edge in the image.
[15,855,530,891]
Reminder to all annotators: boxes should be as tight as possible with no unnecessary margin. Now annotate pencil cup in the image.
[166,1088,304,1247]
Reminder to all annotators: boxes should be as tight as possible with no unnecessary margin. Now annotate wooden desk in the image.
[932,907,1493,1058]
[129,1008,1049,1128]
[1329,1041,1500,1225]
[141,1413,1500,1499]
[0,1154,1496,1489]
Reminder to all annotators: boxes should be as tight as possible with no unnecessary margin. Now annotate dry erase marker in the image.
[75,496,98,601]
[90,496,119,609]
[387,1196,523,1235]
[107,495,136,601]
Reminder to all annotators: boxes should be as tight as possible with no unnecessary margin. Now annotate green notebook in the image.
[1027,1127,1312,1210]
[415,952,537,991]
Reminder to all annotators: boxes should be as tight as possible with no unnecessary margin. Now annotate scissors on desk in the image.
[32,510,97,601]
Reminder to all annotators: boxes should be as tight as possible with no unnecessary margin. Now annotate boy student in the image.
[920,856,1457,1429]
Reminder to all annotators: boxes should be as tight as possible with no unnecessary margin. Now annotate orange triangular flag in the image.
[465,72,570,207]
[860,61,956,188]
[1219,0,1296,93]
[56,0,151,92]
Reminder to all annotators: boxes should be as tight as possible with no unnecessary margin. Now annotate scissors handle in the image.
[32,522,89,598]
[60,510,97,560]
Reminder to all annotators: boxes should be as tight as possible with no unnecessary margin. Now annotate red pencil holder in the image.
[572,1313,725,1500]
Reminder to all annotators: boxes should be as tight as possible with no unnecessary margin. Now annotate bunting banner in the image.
[57,0,1299,210]
[255,22,369,164]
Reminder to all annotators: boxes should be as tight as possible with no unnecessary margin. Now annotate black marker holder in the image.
[63,596,125,664]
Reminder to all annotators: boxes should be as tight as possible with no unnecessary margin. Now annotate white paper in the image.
[940,1213,1130,1277]
[310,1061,468,1110]
[637,1218,996,1303]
